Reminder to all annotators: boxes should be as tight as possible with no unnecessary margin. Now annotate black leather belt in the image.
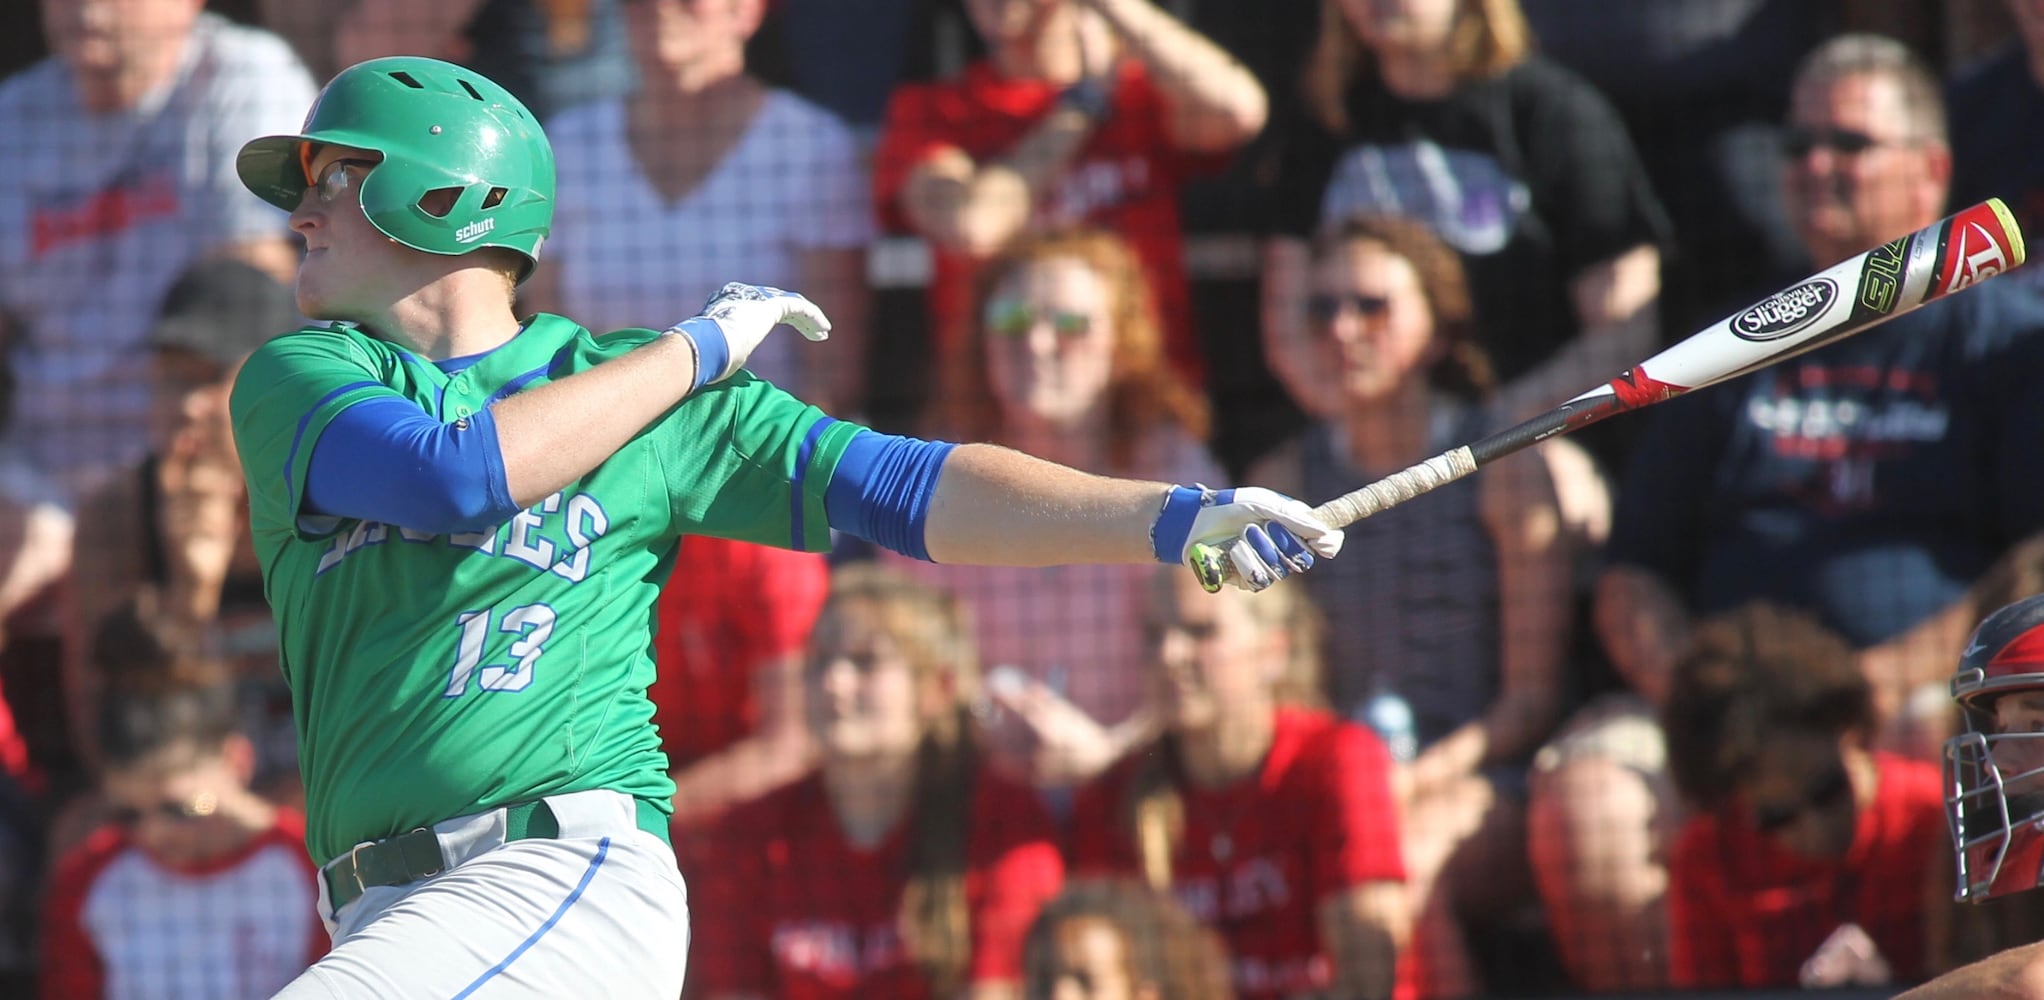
[323,797,669,911]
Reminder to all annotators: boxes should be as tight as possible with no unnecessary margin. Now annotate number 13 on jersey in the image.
[444,604,558,696]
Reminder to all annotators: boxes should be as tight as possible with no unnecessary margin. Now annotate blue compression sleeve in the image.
[304,396,518,534]
[824,430,957,562]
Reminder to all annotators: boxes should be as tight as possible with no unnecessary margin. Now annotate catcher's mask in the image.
[1947,592,2044,901]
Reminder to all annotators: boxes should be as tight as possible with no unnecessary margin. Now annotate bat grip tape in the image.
[1314,447,1478,527]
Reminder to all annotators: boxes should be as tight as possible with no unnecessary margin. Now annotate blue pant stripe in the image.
[448,836,612,999]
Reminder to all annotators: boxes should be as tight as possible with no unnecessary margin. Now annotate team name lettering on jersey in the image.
[769,920,904,976]
[315,489,612,579]
[1170,856,1294,922]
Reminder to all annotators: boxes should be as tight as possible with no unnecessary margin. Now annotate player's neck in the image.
[1178,708,1275,790]
[1340,382,1434,473]
[822,752,918,850]
[370,275,526,361]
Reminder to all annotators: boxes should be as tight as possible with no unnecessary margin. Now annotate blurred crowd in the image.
[6,0,2044,997]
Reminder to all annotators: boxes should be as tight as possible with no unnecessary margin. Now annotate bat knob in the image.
[1189,542,1227,594]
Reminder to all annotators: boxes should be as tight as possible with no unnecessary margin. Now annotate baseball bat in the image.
[1193,197,2027,592]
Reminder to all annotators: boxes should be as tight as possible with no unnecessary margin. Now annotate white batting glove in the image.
[671,282,831,390]
[1149,485,1344,593]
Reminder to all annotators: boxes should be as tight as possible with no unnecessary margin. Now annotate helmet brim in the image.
[237,134,316,214]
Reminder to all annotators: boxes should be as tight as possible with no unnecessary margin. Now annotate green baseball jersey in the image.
[229,314,862,864]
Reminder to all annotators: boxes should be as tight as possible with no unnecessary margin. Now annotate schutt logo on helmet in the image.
[455,218,497,245]
[1733,279,1837,341]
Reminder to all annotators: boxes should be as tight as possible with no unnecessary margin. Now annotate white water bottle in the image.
[1360,689,1419,763]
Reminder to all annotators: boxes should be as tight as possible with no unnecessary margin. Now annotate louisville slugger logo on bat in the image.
[1733,279,1837,341]
[1190,198,2028,593]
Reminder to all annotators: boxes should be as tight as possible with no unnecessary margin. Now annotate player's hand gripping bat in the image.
[1192,198,2028,593]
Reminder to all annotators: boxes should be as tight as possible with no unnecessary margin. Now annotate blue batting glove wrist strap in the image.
[1151,485,1207,563]
[676,316,731,390]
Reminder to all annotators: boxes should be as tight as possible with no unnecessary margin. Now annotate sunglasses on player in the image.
[1780,126,1895,159]
[1748,765,1854,833]
[108,791,220,828]
[1305,292,1392,326]
[983,300,1094,340]
[298,143,380,206]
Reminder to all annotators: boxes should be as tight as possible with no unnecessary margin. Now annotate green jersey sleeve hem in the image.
[653,374,863,553]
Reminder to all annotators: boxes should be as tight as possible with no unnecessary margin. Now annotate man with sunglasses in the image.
[228,56,1342,998]
[41,681,325,999]
[1540,33,2044,991]
[1592,31,2044,800]
[1659,602,1946,990]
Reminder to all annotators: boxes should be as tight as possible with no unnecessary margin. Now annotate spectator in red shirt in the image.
[40,681,324,1000]
[873,0,1269,383]
[684,564,1065,1000]
[650,536,830,826]
[1070,570,1411,1000]
[1022,878,1234,1000]
[1661,602,1947,991]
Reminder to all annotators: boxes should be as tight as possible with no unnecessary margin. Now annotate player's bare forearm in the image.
[491,333,698,507]
[922,444,1165,566]
[1895,941,2044,1000]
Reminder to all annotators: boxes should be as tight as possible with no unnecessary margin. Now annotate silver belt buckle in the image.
[346,841,372,895]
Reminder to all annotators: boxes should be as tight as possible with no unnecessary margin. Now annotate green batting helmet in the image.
[236,56,555,282]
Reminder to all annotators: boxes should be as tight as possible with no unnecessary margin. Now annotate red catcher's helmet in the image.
[1947,593,2044,901]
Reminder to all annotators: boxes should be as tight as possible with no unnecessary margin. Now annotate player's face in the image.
[623,0,758,81]
[1991,691,2044,796]
[290,143,416,323]
[806,602,934,762]
[1291,239,1437,415]
[983,257,1117,432]
[1029,916,1156,1000]
[101,742,244,868]
[1336,0,1463,56]
[40,0,203,83]
[1146,571,1281,733]
[1783,72,1946,266]
[1736,732,1864,861]
[148,349,237,463]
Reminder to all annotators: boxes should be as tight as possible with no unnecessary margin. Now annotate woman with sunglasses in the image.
[1263,0,1669,437]
[1253,213,1575,998]
[898,228,1223,789]
[1660,601,1946,990]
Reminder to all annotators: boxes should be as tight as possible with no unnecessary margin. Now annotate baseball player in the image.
[1894,592,2044,998]
[228,56,1342,999]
